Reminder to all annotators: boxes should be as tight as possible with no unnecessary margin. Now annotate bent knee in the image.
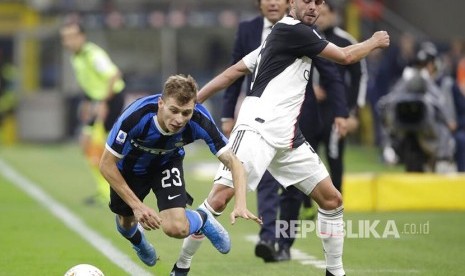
[162,222,189,239]
[207,186,234,213]
[318,191,343,210]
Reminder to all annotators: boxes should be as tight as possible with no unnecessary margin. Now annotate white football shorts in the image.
[214,126,329,195]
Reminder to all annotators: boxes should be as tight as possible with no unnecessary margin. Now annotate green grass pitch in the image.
[1,142,464,275]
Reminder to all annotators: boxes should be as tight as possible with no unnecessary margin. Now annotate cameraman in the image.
[378,42,456,172]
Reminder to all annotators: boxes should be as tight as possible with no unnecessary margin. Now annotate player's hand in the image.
[372,31,390,49]
[133,204,162,230]
[230,207,263,225]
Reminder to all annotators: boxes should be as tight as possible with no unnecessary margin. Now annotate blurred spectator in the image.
[451,42,465,171]
[457,43,465,93]
[452,85,465,172]
[354,0,385,40]
[442,37,464,79]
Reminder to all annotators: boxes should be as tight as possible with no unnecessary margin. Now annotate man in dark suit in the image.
[220,0,348,263]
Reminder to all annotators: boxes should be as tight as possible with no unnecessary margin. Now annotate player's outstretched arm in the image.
[217,149,262,225]
[319,30,390,65]
[197,60,251,103]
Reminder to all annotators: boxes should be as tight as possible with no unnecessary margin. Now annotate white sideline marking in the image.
[245,235,326,269]
[0,158,153,276]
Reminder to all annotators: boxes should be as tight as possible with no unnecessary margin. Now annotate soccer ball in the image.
[64,264,104,276]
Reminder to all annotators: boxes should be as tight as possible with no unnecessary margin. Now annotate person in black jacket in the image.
[299,0,368,218]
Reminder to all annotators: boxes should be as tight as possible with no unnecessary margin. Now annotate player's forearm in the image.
[198,61,250,103]
[198,72,238,103]
[218,150,247,208]
[341,31,389,64]
[99,151,143,210]
[340,39,378,65]
[230,160,247,209]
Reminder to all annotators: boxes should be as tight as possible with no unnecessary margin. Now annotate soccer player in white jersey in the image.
[171,0,389,275]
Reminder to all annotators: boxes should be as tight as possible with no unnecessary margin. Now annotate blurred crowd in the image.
[1,1,464,173]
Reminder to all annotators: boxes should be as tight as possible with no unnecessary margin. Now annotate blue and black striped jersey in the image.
[105,94,228,175]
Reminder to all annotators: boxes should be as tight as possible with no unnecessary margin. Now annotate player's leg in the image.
[299,132,322,220]
[159,205,230,255]
[115,214,157,266]
[173,128,273,275]
[154,158,231,255]
[172,184,234,275]
[270,142,345,276]
[110,175,156,266]
[309,177,345,276]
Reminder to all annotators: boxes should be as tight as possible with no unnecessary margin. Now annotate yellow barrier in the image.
[343,173,465,211]
[0,115,17,145]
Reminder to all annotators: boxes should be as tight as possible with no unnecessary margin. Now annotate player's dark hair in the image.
[162,74,198,105]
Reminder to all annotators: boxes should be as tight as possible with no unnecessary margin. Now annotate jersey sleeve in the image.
[105,108,145,158]
[191,104,229,157]
[285,23,329,58]
[242,46,261,73]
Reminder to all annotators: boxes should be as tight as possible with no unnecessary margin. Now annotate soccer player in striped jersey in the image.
[99,74,261,267]
[173,0,389,275]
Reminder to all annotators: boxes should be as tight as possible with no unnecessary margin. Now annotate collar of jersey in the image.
[153,115,176,136]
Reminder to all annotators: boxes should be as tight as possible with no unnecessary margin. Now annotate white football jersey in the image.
[235,16,329,149]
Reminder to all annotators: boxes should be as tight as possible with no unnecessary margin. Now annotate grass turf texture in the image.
[1,142,464,275]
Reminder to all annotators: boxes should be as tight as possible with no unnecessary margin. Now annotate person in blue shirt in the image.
[99,74,261,267]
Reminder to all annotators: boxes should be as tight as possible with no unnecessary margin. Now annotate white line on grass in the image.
[0,158,153,276]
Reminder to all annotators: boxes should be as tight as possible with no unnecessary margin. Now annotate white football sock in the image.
[317,206,345,276]
[202,200,223,216]
[176,233,206,269]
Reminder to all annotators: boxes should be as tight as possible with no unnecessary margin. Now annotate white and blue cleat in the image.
[197,206,231,254]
